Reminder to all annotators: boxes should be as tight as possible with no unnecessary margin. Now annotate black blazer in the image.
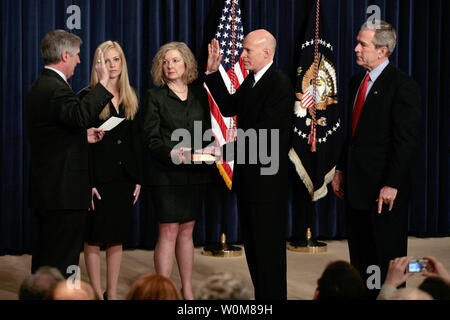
[338,62,421,211]
[204,64,295,203]
[78,87,143,186]
[24,68,113,210]
[143,84,212,186]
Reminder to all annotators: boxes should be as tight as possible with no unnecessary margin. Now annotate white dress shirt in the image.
[44,66,68,83]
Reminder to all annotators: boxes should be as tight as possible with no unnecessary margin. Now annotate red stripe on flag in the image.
[221,160,233,179]
[239,59,248,80]
[226,68,241,91]
[303,95,312,104]
[207,93,229,140]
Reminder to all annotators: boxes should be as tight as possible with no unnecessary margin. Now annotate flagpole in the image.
[202,0,244,258]
[287,202,327,253]
[202,195,242,258]
[202,233,242,258]
[288,0,327,254]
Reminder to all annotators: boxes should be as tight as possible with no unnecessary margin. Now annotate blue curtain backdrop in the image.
[1,0,449,254]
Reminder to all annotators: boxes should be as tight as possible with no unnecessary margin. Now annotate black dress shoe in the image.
[103,292,108,300]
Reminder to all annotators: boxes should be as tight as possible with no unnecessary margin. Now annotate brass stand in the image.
[287,228,327,253]
[202,233,242,257]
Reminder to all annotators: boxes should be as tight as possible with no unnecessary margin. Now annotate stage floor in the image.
[1,237,449,300]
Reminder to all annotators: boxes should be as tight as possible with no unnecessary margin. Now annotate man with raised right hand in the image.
[206,29,295,300]
[25,29,113,277]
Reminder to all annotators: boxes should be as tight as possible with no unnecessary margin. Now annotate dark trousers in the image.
[346,199,409,299]
[238,199,287,300]
[31,209,88,278]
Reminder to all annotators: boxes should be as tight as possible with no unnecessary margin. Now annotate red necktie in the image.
[352,73,370,137]
[65,80,71,89]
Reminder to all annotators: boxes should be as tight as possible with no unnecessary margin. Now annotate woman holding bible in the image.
[143,42,212,300]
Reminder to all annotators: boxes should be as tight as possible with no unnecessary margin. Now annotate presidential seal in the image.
[294,53,338,122]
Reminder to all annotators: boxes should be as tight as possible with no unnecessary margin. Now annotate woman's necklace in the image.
[168,83,187,94]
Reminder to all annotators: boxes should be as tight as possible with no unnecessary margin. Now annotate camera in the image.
[408,259,428,273]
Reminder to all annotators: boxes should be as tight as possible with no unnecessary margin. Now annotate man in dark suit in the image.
[206,29,295,300]
[331,21,421,298]
[25,30,113,277]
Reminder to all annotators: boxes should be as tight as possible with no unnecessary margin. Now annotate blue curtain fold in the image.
[1,0,448,254]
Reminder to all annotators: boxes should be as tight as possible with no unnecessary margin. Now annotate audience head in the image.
[151,41,198,86]
[89,40,138,121]
[390,288,433,300]
[126,274,181,300]
[419,276,450,300]
[195,271,252,300]
[314,261,367,300]
[19,266,64,300]
[41,29,82,79]
[47,279,96,300]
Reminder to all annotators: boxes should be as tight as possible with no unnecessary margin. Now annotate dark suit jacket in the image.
[338,62,421,211]
[24,68,113,210]
[143,84,212,186]
[79,87,143,186]
[204,64,295,203]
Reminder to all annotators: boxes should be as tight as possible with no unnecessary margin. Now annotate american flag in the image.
[204,0,247,190]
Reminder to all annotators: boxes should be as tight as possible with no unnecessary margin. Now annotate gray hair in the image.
[19,266,64,300]
[41,29,82,65]
[195,272,252,300]
[361,20,397,57]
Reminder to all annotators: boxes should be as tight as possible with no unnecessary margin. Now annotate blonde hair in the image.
[126,274,181,300]
[151,41,198,86]
[90,41,138,120]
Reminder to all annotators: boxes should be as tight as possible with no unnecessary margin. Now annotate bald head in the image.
[48,280,96,300]
[246,29,277,58]
[241,29,277,73]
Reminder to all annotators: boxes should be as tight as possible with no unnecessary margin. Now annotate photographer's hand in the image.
[384,257,414,287]
[422,256,450,282]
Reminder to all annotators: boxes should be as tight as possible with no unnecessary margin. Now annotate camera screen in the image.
[408,262,421,273]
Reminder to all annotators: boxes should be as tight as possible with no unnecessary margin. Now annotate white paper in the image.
[98,116,125,131]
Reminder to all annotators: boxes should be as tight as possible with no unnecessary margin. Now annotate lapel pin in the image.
[374,91,379,95]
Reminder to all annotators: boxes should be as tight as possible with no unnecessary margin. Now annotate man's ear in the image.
[378,46,388,59]
[60,51,69,63]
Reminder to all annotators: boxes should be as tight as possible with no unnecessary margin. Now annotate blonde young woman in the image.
[79,41,143,300]
[143,42,212,300]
